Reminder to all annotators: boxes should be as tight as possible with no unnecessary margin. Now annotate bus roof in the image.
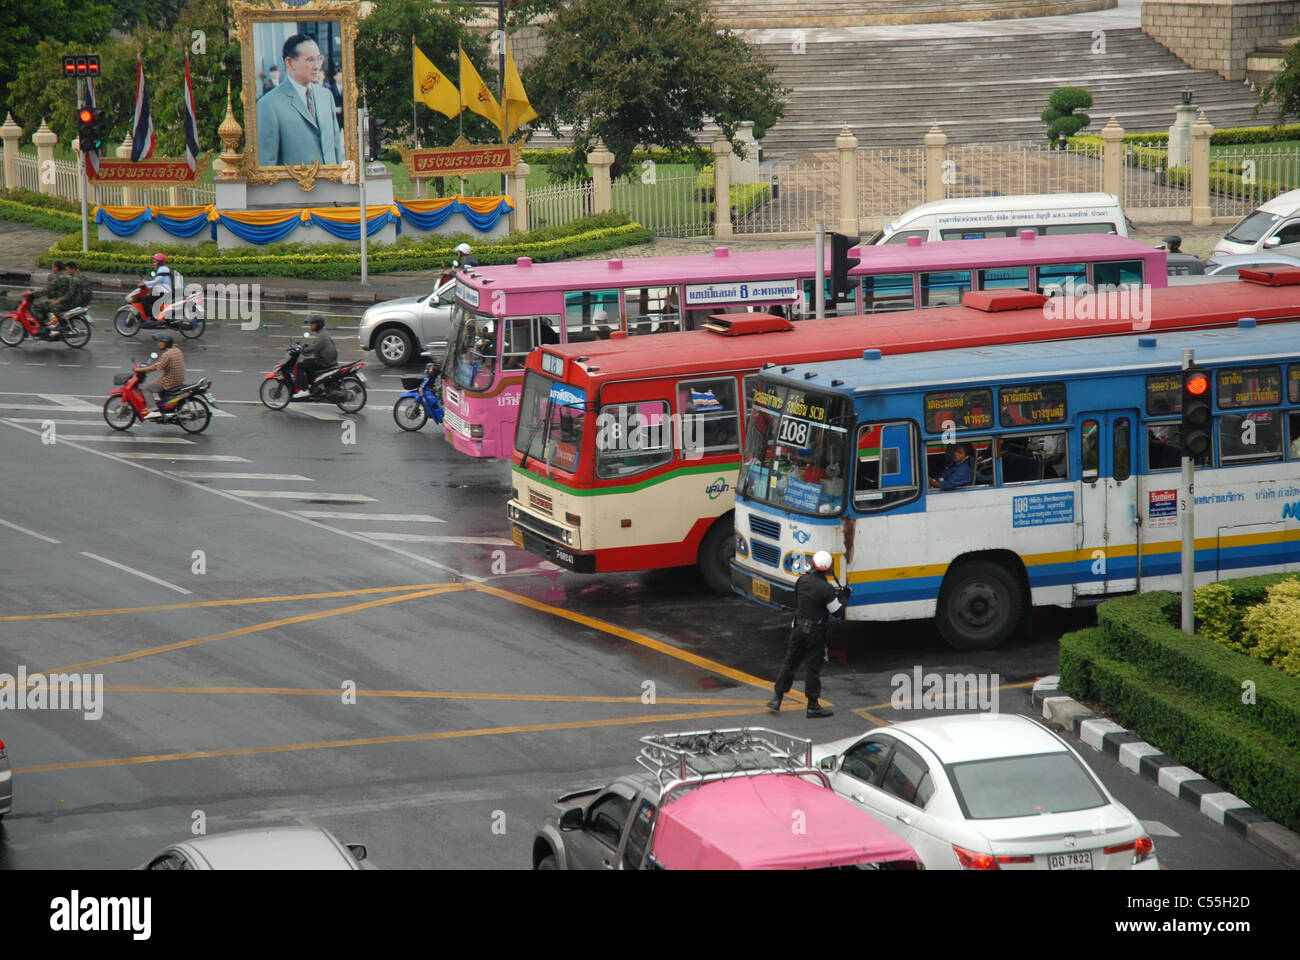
[456,234,1159,295]
[887,192,1120,220]
[533,277,1300,387]
[765,320,1300,401]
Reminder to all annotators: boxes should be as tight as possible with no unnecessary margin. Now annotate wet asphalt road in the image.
[0,315,1285,871]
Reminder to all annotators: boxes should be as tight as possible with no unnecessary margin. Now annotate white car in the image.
[140,826,370,869]
[358,277,457,367]
[813,714,1157,871]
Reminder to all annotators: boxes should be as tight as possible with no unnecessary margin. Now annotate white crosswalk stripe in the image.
[60,435,194,444]
[167,471,313,481]
[355,532,514,546]
[222,490,375,502]
[117,453,252,461]
[294,511,446,523]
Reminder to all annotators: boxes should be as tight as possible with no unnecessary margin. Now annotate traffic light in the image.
[77,107,106,153]
[62,55,100,78]
[367,116,384,162]
[1181,366,1212,459]
[830,232,860,302]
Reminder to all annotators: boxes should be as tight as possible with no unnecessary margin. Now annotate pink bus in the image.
[440,234,1167,459]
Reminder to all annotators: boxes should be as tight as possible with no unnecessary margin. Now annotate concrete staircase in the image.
[1246,36,1300,89]
[755,28,1267,156]
[706,0,1112,31]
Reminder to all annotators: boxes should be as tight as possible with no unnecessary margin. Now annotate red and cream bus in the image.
[507,273,1300,593]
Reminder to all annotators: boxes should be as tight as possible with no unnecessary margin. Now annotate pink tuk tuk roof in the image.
[650,775,919,870]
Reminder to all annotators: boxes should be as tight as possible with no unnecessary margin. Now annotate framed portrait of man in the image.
[234,1,359,185]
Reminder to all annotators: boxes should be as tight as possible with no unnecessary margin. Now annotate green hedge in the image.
[0,188,83,232]
[1060,627,1300,832]
[35,213,653,280]
[692,166,773,216]
[520,146,707,167]
[1093,590,1300,750]
[1072,124,1300,148]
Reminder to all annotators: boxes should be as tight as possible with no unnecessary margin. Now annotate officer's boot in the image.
[765,692,783,712]
[805,700,834,719]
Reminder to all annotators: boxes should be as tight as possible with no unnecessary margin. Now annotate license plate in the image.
[356,372,367,383]
[1048,851,1093,870]
[207,396,219,408]
[555,548,574,565]
[753,578,771,602]
[511,526,524,547]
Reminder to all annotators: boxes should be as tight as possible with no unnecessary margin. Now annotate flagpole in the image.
[457,43,465,196]
[411,36,417,151]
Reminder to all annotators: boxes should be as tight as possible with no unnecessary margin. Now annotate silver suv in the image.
[358,278,456,367]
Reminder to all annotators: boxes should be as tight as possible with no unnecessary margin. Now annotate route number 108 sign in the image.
[778,417,811,446]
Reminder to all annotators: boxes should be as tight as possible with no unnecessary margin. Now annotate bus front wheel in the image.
[935,561,1023,651]
[698,518,735,596]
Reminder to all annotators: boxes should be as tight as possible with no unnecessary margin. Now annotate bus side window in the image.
[1146,421,1211,470]
[1081,420,1100,481]
[1219,411,1283,465]
[1113,418,1131,481]
[855,422,920,512]
[926,439,993,487]
[1290,412,1300,460]
[565,289,619,343]
[999,431,1067,482]
[678,376,740,455]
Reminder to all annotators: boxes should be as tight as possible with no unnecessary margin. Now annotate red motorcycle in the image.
[1,290,93,349]
[102,360,217,434]
[113,280,205,339]
[259,341,367,413]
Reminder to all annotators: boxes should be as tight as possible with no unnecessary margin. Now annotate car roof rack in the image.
[636,727,815,790]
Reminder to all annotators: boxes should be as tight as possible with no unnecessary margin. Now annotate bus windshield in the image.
[740,382,850,516]
[515,370,586,473]
[447,305,498,391]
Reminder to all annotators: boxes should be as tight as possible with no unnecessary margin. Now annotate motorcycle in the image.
[259,340,367,413]
[113,281,206,339]
[0,290,93,349]
[102,354,217,434]
[392,351,445,432]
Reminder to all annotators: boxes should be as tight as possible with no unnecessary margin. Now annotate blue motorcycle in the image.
[393,352,445,432]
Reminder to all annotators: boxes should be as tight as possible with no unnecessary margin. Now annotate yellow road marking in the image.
[0,582,456,623]
[14,706,766,775]
[466,581,807,699]
[849,679,1037,726]
[3,584,465,683]
[81,685,771,707]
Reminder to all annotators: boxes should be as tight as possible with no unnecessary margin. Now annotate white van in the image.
[1213,188,1300,258]
[867,192,1130,244]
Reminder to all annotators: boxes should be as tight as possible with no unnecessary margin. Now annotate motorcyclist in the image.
[455,242,479,269]
[135,331,185,419]
[32,260,67,330]
[139,253,175,327]
[296,312,338,394]
[47,261,93,334]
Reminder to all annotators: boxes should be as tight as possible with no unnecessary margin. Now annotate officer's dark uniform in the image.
[33,269,68,323]
[769,568,844,717]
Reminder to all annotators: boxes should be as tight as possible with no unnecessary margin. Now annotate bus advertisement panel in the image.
[506,272,1300,594]
[445,234,1165,459]
[730,319,1300,650]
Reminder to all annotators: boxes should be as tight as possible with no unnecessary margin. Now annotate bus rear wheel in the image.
[935,560,1023,651]
[697,517,735,596]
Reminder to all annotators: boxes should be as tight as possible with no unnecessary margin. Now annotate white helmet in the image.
[456,243,471,256]
[812,550,833,572]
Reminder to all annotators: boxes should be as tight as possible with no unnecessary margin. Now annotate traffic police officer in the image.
[767,550,849,719]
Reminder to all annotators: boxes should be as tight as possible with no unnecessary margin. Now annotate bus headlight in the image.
[735,534,749,558]
[470,423,484,438]
[508,504,519,521]
[563,529,574,545]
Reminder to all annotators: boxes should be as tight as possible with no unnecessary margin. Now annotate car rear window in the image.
[947,752,1107,819]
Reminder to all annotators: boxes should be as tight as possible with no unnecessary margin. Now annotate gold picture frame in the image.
[234,0,360,189]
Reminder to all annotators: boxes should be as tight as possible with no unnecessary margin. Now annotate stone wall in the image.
[1142,0,1300,81]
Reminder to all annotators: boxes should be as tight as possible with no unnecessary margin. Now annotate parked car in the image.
[1214,187,1300,258]
[813,714,1158,871]
[0,734,11,819]
[358,277,457,367]
[140,826,370,869]
[1204,252,1300,275]
[1165,251,1205,276]
[533,727,923,870]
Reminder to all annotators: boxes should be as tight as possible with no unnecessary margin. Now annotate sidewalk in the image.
[0,223,1228,305]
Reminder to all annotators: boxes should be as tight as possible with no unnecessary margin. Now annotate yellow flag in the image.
[413,41,460,119]
[504,45,538,137]
[459,45,504,139]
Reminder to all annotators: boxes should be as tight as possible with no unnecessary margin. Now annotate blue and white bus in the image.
[730,321,1300,649]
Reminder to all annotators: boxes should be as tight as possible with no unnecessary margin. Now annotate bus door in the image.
[1075,411,1139,597]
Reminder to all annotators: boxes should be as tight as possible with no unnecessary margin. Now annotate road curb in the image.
[1031,676,1300,869]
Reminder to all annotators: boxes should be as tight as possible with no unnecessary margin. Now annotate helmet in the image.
[152,253,167,265]
[152,331,175,346]
[455,243,471,256]
[305,312,325,331]
[812,550,833,572]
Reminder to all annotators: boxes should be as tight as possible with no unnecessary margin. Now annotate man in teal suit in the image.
[257,35,345,167]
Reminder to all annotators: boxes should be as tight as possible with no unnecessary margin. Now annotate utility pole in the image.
[358,106,369,286]
[78,77,89,252]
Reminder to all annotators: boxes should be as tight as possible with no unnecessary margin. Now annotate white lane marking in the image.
[0,517,61,544]
[97,365,118,369]
[284,407,352,421]
[59,435,194,444]
[3,418,110,426]
[117,453,251,462]
[79,551,193,595]
[356,532,514,546]
[40,394,100,411]
[57,363,84,368]
[294,511,446,523]
[222,490,376,502]
[218,369,244,373]
[0,404,101,412]
[0,420,478,581]
[168,471,313,481]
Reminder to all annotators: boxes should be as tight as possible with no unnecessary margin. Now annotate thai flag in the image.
[690,389,723,411]
[85,74,100,175]
[130,54,155,162]
[182,53,200,172]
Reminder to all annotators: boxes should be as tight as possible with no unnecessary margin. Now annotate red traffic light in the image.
[64,60,77,75]
[78,108,94,124]
[1185,373,1209,396]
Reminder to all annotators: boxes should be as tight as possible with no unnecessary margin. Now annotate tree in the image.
[356,0,502,151]
[0,0,115,126]
[1256,42,1300,123]
[1041,86,1092,147]
[524,0,786,180]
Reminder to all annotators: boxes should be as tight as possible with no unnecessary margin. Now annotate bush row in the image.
[1072,123,1300,148]
[0,190,83,232]
[1060,626,1300,833]
[1195,575,1300,676]
[691,166,773,216]
[35,214,653,280]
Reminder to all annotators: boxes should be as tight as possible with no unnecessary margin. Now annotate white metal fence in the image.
[528,179,594,229]
[945,140,1104,198]
[736,157,837,233]
[1203,143,1300,219]
[611,170,710,238]
[9,149,214,208]
[858,146,926,219]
